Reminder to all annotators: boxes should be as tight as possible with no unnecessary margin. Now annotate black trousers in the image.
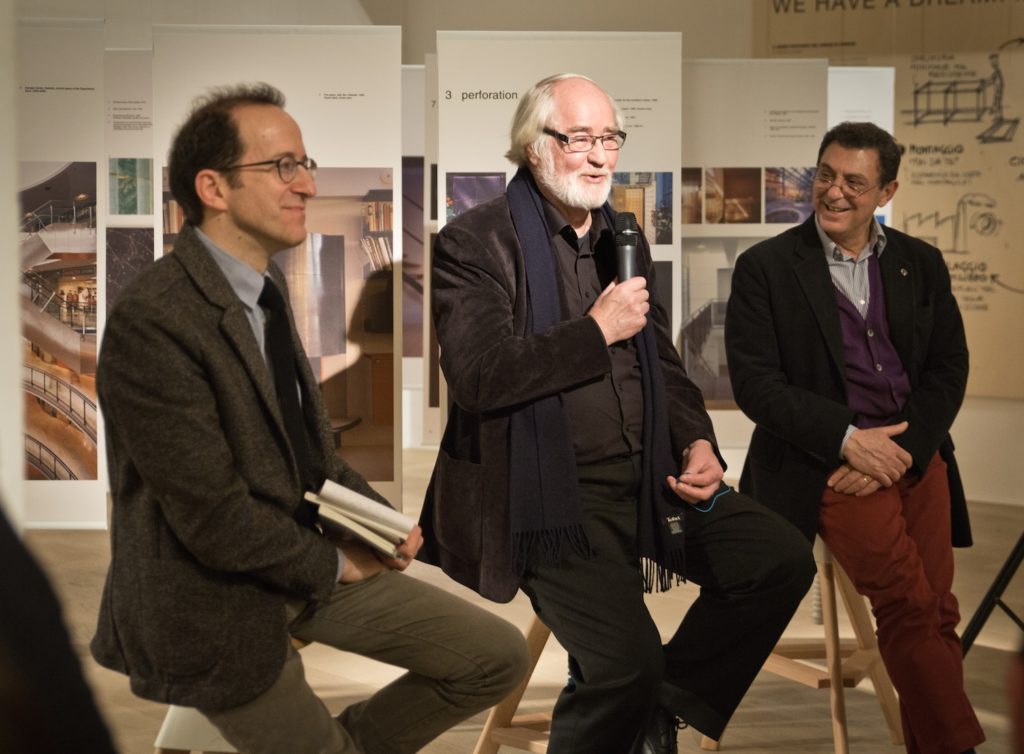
[520,456,814,753]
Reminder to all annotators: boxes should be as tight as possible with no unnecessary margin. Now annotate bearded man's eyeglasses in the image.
[544,128,627,153]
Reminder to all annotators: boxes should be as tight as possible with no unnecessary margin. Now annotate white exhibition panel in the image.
[18,21,107,527]
[827,65,895,226]
[436,30,682,235]
[401,64,426,158]
[152,25,404,502]
[827,66,895,131]
[105,50,155,164]
[152,25,401,193]
[681,58,828,239]
[17,22,105,159]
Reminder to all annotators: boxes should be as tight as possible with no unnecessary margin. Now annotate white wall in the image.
[16,0,374,26]
[951,397,1024,507]
[380,0,755,63]
[1,0,23,528]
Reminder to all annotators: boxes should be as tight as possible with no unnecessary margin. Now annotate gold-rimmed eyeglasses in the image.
[813,170,879,200]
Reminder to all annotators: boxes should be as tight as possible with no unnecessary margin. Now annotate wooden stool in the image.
[473,616,554,754]
[154,638,309,754]
[705,540,903,754]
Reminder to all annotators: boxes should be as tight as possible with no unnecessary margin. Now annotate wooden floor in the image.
[24,447,1022,753]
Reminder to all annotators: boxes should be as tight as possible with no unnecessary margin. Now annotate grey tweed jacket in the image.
[91,224,385,711]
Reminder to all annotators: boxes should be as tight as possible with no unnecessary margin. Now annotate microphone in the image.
[614,212,640,282]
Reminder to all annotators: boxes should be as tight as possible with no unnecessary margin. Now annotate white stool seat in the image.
[153,637,310,754]
[153,704,236,754]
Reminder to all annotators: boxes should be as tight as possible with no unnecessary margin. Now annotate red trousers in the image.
[819,453,984,754]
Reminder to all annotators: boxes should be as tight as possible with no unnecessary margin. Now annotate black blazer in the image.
[725,217,972,546]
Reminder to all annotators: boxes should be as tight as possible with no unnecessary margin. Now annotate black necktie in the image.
[259,278,319,528]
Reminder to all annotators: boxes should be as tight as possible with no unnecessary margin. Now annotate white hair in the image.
[504,73,624,167]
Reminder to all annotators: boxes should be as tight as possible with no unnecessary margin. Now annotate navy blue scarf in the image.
[505,167,686,591]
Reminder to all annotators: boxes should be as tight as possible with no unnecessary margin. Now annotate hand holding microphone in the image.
[589,212,648,345]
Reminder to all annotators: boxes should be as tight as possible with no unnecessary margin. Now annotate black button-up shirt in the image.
[543,200,643,464]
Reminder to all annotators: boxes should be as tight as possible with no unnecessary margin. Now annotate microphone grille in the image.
[614,211,639,235]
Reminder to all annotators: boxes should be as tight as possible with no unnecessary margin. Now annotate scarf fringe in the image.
[641,554,687,594]
[512,525,591,574]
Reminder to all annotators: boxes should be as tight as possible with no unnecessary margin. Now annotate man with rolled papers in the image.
[418,72,815,754]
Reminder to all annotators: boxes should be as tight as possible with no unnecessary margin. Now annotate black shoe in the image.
[631,705,685,754]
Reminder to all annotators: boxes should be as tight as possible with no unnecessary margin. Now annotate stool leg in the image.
[154,749,191,754]
[820,560,850,754]
[472,617,551,754]
[835,564,904,746]
[700,733,721,750]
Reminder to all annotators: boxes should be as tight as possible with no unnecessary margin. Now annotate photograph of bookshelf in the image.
[361,188,393,276]
[160,167,185,254]
[303,168,396,484]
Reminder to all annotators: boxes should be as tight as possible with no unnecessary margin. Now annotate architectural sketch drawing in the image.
[901,193,1000,255]
[910,53,1018,143]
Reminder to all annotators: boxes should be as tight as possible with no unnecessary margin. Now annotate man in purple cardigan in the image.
[726,122,984,754]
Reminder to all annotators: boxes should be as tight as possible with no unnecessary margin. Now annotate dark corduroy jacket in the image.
[91,224,386,711]
[725,216,972,547]
[418,195,718,602]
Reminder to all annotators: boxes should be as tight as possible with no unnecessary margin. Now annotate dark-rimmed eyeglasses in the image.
[222,155,318,183]
[813,170,879,200]
[544,128,627,153]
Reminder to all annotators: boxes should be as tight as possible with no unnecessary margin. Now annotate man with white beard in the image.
[417,73,814,754]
